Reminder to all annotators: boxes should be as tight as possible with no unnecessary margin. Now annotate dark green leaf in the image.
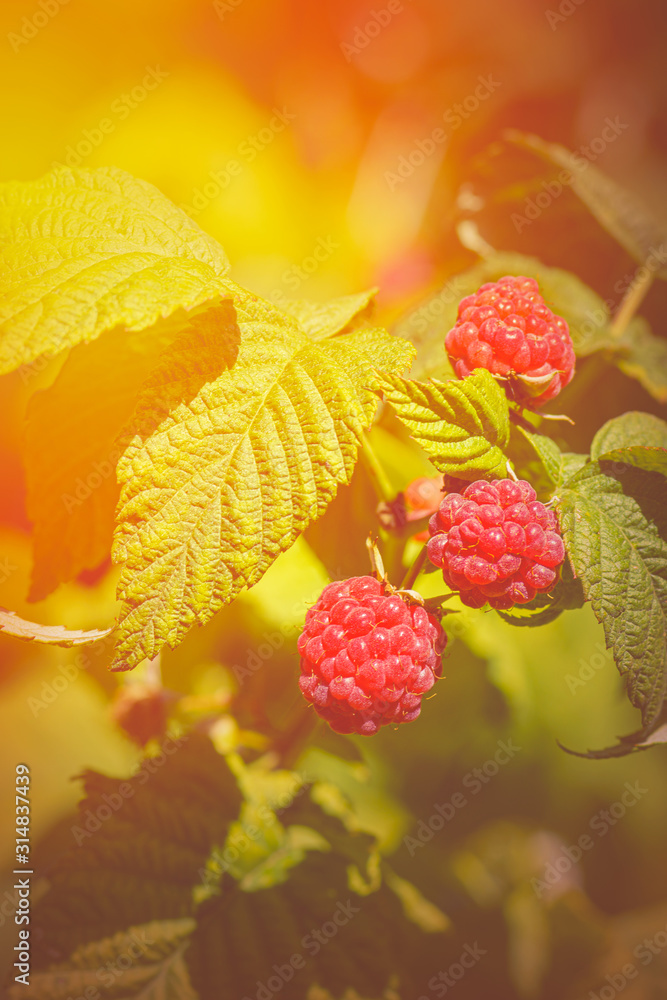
[506,423,562,499]
[591,410,667,457]
[559,452,589,483]
[557,456,667,725]
[504,130,667,278]
[614,318,667,403]
[187,853,430,1000]
[32,733,242,964]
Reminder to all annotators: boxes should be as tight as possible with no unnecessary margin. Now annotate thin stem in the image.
[360,431,394,504]
[144,653,162,687]
[400,545,428,590]
[537,412,575,425]
[275,706,321,769]
[608,267,655,341]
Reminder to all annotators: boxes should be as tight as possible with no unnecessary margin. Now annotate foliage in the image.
[2,145,667,998]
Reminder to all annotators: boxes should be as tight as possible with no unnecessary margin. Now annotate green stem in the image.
[400,545,428,590]
[360,431,394,504]
[275,706,321,769]
[608,266,655,341]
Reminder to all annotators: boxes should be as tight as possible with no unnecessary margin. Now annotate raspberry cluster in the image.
[445,275,575,406]
[427,479,565,610]
[297,576,446,736]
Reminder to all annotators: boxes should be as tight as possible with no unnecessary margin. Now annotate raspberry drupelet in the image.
[297,576,446,735]
[445,275,575,406]
[427,479,565,610]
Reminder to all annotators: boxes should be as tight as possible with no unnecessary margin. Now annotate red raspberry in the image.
[427,479,565,610]
[297,576,446,735]
[445,275,575,406]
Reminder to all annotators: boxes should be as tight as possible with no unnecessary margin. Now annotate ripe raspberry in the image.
[427,479,565,610]
[445,275,575,406]
[297,576,446,736]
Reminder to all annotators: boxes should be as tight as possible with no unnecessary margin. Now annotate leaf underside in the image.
[0,608,112,647]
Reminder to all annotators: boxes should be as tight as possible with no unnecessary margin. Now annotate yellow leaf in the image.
[111,284,414,669]
[281,288,378,340]
[0,166,231,374]
[25,324,177,600]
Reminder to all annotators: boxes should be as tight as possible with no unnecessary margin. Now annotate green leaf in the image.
[594,446,667,477]
[111,286,414,670]
[614,318,667,403]
[187,852,433,1000]
[504,130,667,278]
[0,166,231,375]
[560,452,589,482]
[0,607,112,646]
[9,920,197,1000]
[377,368,510,480]
[32,733,241,961]
[556,455,667,726]
[383,868,451,934]
[29,746,448,1000]
[593,413,637,464]
[558,713,667,759]
[280,288,378,340]
[506,423,562,499]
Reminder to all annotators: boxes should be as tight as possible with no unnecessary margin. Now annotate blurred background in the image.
[1,0,667,996]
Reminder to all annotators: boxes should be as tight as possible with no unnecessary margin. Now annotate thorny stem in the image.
[608,266,655,341]
[360,431,394,504]
[400,545,428,591]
